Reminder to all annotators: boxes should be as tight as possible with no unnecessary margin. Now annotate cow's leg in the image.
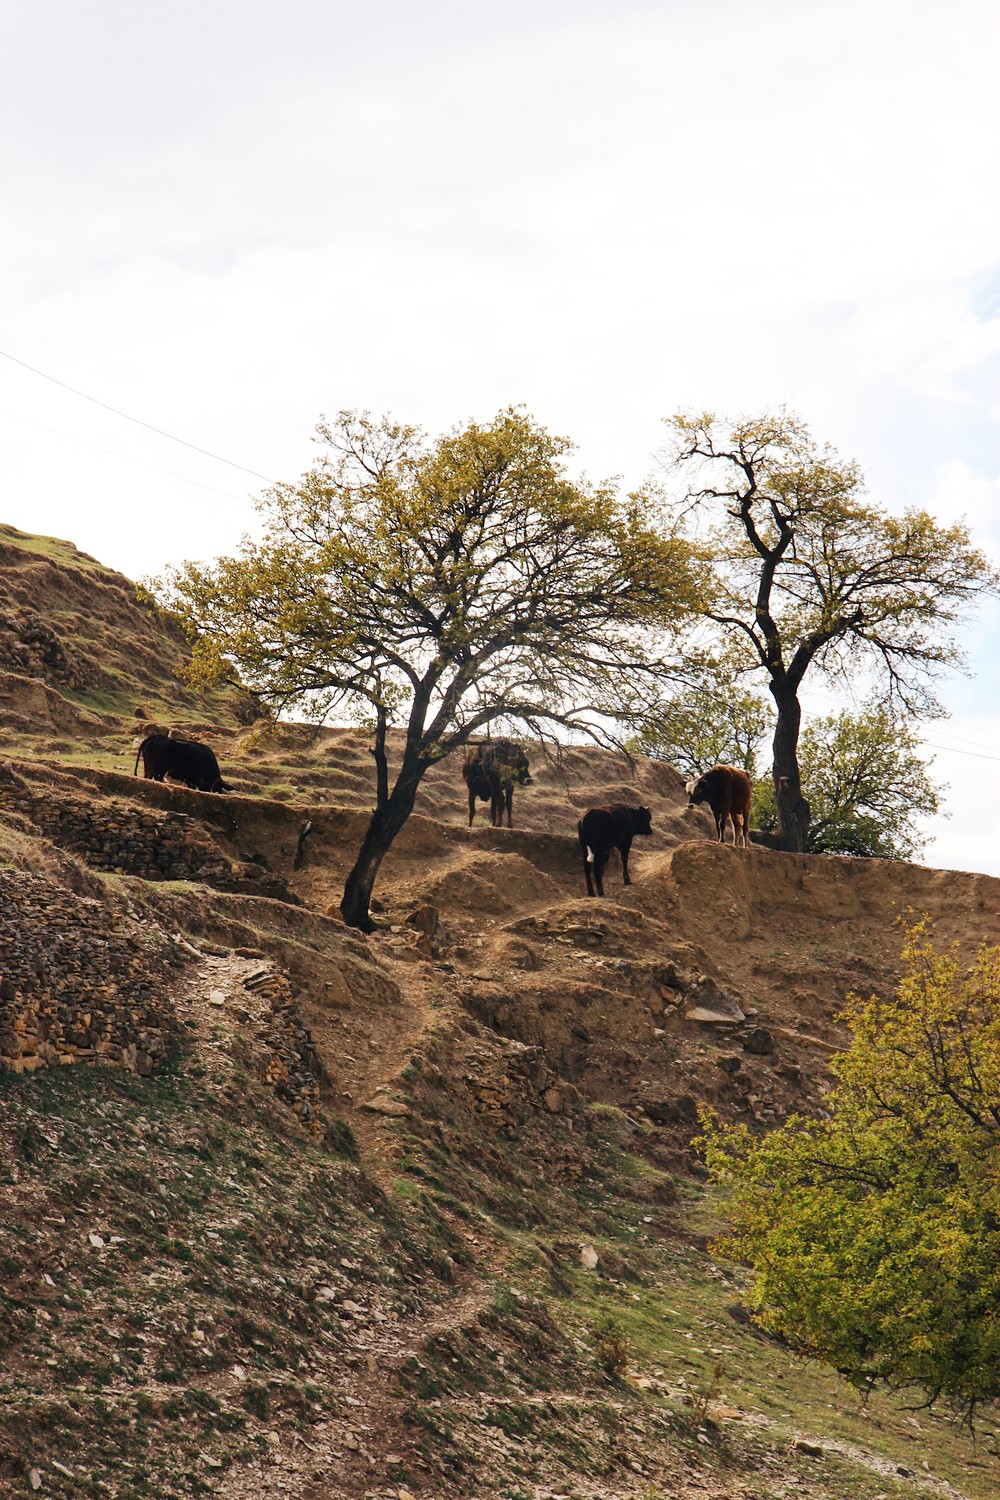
[504,784,514,828]
[468,787,477,826]
[620,837,634,885]
[713,809,724,841]
[594,851,609,897]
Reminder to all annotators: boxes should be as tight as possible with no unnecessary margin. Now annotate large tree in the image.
[657,411,997,851]
[703,927,1000,1417]
[162,408,699,930]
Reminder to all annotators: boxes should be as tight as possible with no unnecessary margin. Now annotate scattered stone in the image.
[685,979,745,1024]
[362,1095,410,1117]
[406,903,439,939]
[643,1095,698,1126]
[716,1054,742,1074]
[794,1438,826,1457]
[208,989,227,1007]
[743,1026,776,1055]
[29,1469,42,1492]
[580,1244,599,1270]
[542,1086,564,1114]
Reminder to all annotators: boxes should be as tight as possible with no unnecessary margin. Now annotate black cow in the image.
[578,804,653,896]
[462,739,532,828]
[134,734,228,793]
[685,765,752,847]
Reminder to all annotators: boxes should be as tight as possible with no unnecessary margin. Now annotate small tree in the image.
[703,927,1000,1417]
[755,706,944,859]
[656,411,997,851]
[161,409,699,930]
[634,654,770,779]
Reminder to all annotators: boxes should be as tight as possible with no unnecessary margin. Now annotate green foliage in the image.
[703,926,1000,1414]
[634,653,770,778]
[660,410,995,714]
[652,409,997,848]
[162,408,699,740]
[752,705,944,859]
[158,407,703,924]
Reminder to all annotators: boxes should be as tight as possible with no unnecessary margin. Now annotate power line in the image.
[917,725,1000,756]
[0,346,274,482]
[801,683,1000,760]
[0,408,249,501]
[923,740,1000,765]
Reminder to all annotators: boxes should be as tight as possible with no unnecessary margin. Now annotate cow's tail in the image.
[133,739,146,776]
[586,846,595,864]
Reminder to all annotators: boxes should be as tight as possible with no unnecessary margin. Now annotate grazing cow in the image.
[578,804,653,897]
[462,739,532,828]
[134,733,229,793]
[685,764,752,847]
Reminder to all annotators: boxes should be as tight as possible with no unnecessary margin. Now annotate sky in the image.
[2,0,998,872]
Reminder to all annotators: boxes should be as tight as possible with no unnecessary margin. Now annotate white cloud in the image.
[0,0,998,871]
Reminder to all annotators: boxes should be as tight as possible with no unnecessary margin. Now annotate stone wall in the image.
[0,762,290,898]
[240,966,323,1134]
[0,868,176,1075]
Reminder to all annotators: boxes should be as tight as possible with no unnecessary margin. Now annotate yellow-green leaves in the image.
[702,926,1000,1414]
[158,407,702,743]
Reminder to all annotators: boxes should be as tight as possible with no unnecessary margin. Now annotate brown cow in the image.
[685,765,752,847]
[462,740,532,828]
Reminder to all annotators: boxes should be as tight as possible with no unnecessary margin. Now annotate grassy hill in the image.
[1,524,998,1500]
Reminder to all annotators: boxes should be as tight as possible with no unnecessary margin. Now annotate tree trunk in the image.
[770,682,811,853]
[339,761,422,932]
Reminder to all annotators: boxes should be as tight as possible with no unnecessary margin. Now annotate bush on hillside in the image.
[702,925,1000,1417]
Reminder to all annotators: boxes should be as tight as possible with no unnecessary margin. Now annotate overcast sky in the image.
[2,0,998,872]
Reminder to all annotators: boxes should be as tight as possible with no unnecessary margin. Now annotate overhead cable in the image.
[0,408,248,500]
[0,346,273,482]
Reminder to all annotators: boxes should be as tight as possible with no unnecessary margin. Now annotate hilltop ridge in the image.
[1,524,998,1500]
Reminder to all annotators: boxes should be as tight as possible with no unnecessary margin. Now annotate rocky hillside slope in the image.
[1,524,998,1500]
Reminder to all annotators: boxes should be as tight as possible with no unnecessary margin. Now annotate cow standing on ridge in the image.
[462,740,532,828]
[578,804,653,896]
[134,733,229,793]
[685,765,752,847]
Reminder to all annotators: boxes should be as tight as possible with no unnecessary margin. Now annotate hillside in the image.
[1,524,999,1500]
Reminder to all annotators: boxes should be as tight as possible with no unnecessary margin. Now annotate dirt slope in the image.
[2,524,999,1500]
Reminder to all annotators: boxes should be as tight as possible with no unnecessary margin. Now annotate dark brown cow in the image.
[134,734,229,793]
[462,740,532,828]
[578,804,653,896]
[685,765,752,847]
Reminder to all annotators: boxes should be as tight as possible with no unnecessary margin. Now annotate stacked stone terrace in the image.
[0,868,176,1075]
